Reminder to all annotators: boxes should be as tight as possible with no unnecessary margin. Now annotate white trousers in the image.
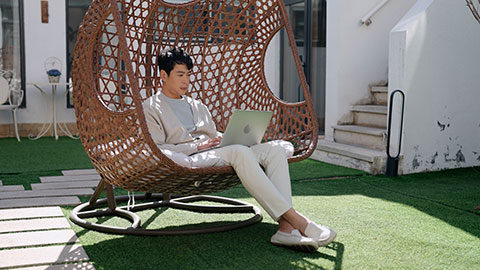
[190,140,294,220]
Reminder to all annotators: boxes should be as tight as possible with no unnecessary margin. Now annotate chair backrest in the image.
[73,0,317,187]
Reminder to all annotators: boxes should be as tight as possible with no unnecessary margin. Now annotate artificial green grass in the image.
[0,137,93,173]
[65,171,480,270]
[1,137,479,269]
[0,137,93,189]
[289,158,366,181]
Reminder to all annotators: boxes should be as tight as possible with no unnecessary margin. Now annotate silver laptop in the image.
[218,110,273,147]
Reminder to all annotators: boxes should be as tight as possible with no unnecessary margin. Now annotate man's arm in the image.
[144,105,200,155]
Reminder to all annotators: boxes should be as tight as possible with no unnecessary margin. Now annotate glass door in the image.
[0,0,25,106]
[281,0,326,133]
[66,0,92,107]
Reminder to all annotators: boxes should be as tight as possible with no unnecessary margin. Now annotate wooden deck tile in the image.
[21,262,95,270]
[0,206,64,220]
[40,174,101,183]
[0,196,81,209]
[0,185,24,192]
[0,188,94,200]
[62,169,97,176]
[0,244,89,269]
[0,229,78,249]
[31,181,100,190]
[0,217,71,233]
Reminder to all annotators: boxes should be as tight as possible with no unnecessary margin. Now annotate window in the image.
[0,0,25,106]
[66,0,92,107]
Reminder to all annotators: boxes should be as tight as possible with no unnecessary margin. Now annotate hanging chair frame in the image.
[71,179,262,235]
[70,0,318,235]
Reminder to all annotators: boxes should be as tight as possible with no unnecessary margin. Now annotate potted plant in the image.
[46,68,61,83]
[44,57,62,83]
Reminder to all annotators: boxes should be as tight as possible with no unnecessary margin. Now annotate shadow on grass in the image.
[65,165,478,269]
[293,174,480,238]
[80,222,344,270]
[215,168,480,238]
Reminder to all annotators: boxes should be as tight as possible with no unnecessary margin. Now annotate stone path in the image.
[0,170,98,209]
[0,169,100,269]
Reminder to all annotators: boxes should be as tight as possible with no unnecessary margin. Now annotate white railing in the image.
[360,0,392,26]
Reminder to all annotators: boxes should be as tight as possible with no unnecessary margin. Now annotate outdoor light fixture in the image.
[41,0,49,23]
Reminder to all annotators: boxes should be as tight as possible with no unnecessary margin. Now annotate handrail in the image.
[466,0,480,24]
[385,89,405,177]
[360,0,392,26]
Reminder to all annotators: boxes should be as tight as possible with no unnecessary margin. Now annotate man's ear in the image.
[159,70,168,81]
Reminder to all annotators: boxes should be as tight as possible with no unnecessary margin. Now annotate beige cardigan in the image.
[142,92,220,156]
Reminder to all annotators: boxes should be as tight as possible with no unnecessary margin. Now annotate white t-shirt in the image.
[161,93,197,133]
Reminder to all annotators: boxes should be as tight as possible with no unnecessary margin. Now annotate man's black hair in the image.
[157,47,194,75]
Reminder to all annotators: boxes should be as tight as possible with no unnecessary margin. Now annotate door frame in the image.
[283,0,312,84]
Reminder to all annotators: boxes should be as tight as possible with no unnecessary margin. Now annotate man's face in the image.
[160,63,191,99]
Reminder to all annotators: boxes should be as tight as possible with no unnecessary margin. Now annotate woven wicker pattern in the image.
[72,0,318,194]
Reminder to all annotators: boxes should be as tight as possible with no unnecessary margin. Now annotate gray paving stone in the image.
[0,229,78,249]
[62,169,97,176]
[0,217,71,233]
[0,196,81,209]
[40,174,101,183]
[21,262,95,270]
[0,188,94,200]
[0,244,89,269]
[0,185,24,192]
[31,181,100,190]
[0,206,64,220]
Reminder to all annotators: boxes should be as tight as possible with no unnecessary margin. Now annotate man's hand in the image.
[197,135,222,151]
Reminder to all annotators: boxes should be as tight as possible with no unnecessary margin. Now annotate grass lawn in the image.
[1,137,479,269]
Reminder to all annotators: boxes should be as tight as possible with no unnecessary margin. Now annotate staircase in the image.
[312,86,390,175]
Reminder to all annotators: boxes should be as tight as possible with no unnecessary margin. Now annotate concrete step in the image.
[351,105,387,128]
[311,139,387,175]
[40,174,101,183]
[0,207,93,269]
[0,229,79,249]
[31,180,100,190]
[21,262,95,270]
[371,86,388,105]
[0,244,90,269]
[0,196,81,209]
[0,206,64,221]
[0,217,71,233]
[0,188,94,200]
[62,169,97,175]
[333,125,386,150]
[0,185,24,192]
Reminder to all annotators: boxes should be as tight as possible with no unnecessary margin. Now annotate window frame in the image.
[0,0,26,107]
[65,0,92,108]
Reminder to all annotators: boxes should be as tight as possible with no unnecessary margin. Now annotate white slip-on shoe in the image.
[304,222,337,247]
[270,229,318,252]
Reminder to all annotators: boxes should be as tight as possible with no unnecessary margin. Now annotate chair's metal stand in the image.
[70,179,263,235]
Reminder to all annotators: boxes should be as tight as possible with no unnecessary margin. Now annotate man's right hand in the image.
[197,136,222,151]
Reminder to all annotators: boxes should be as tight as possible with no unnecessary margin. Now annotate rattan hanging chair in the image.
[70,0,318,235]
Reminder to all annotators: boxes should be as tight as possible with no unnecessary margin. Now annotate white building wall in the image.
[265,31,281,97]
[0,1,75,126]
[389,0,480,174]
[324,0,416,140]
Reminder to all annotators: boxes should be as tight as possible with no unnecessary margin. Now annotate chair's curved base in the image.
[70,193,263,236]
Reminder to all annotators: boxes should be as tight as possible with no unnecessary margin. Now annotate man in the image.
[143,47,336,252]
